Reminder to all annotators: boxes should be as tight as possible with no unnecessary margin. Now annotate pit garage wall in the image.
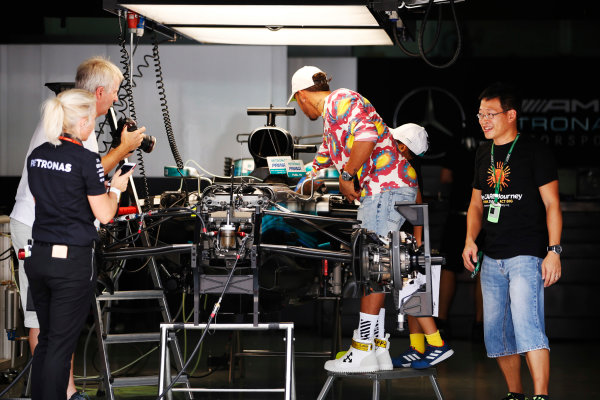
[0,44,289,177]
[0,45,358,180]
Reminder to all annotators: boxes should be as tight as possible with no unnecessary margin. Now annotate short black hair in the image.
[478,82,521,115]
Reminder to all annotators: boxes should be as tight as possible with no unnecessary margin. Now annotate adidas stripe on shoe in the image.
[391,346,423,368]
[411,343,454,369]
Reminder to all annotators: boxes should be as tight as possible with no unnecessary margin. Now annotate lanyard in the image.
[58,133,83,147]
[490,133,519,202]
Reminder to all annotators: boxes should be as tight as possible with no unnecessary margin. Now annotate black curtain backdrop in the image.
[357,57,600,168]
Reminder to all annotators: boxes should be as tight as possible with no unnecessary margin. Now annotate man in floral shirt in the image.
[288,66,423,372]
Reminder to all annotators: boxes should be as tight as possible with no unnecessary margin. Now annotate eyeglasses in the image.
[476,110,507,120]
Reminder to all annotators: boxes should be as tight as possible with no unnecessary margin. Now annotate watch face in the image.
[341,171,353,181]
[549,245,562,254]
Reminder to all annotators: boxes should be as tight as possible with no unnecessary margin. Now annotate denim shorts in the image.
[481,255,550,357]
[357,187,417,237]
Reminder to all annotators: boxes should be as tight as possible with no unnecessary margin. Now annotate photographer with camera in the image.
[10,56,145,400]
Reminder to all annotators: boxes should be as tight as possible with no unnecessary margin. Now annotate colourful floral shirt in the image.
[310,88,418,198]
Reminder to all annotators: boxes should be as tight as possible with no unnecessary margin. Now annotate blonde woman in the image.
[10,56,144,400]
[25,89,133,400]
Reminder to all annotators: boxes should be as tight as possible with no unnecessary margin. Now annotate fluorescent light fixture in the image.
[175,27,393,46]
[114,2,393,45]
[120,4,379,27]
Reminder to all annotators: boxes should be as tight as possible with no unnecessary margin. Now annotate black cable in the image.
[95,117,112,154]
[155,236,250,400]
[104,207,195,250]
[0,247,14,261]
[115,13,151,211]
[0,356,33,398]
[392,6,442,58]
[152,33,184,170]
[105,216,173,250]
[418,0,462,69]
[117,16,131,119]
[132,54,154,88]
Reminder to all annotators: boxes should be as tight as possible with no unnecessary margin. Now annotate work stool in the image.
[317,368,444,400]
[158,322,295,399]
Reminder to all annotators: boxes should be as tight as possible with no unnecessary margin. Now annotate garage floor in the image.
[1,325,597,400]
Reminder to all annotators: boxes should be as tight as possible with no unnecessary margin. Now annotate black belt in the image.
[34,240,92,249]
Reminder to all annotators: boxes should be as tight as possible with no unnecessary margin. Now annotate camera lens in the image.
[140,135,156,153]
[113,117,156,153]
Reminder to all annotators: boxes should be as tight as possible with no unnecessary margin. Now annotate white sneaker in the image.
[374,333,393,371]
[324,330,379,373]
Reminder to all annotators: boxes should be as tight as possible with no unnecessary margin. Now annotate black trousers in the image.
[25,243,96,400]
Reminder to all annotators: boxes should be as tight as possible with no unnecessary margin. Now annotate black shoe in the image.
[501,392,527,400]
[69,392,91,400]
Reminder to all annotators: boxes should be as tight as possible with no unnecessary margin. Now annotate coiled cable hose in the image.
[117,14,151,209]
[152,34,184,170]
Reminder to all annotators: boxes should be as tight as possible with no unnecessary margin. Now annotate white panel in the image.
[0,44,124,177]
[117,44,288,176]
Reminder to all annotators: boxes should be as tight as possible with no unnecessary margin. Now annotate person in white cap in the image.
[389,124,454,369]
[289,66,422,373]
[390,123,429,157]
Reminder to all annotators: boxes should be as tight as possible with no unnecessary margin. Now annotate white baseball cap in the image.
[287,66,326,105]
[390,123,429,156]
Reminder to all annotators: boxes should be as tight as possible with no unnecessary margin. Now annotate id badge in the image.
[487,202,501,223]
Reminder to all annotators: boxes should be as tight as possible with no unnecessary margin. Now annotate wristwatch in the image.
[341,170,354,181]
[547,244,562,255]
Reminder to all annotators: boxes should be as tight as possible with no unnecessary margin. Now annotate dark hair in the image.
[478,82,521,115]
[395,140,416,160]
[304,72,331,92]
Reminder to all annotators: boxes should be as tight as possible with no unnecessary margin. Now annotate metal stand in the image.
[90,175,192,400]
[317,369,444,400]
[229,296,342,383]
[158,323,295,400]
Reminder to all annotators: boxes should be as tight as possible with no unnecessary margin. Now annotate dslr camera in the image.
[108,107,156,153]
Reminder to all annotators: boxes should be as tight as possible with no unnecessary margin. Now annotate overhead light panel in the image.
[175,27,392,46]
[110,2,393,46]
[120,5,380,27]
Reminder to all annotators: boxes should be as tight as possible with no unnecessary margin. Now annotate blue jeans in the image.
[357,188,417,237]
[481,255,550,357]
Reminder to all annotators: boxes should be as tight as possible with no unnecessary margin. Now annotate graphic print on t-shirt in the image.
[481,160,523,208]
[487,161,510,191]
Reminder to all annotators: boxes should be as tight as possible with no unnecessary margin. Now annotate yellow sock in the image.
[425,330,444,347]
[409,333,425,354]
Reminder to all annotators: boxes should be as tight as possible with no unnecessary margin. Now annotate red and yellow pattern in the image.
[311,89,418,199]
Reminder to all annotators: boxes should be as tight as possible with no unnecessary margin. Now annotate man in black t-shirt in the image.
[462,83,562,400]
